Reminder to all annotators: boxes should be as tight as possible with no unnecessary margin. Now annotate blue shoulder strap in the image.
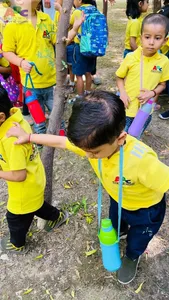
[98,146,124,241]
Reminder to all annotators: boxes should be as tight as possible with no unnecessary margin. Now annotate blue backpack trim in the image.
[77,6,108,57]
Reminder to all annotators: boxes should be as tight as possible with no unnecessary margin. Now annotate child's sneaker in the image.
[92,76,102,85]
[117,255,140,284]
[159,110,169,120]
[44,210,69,232]
[0,236,28,254]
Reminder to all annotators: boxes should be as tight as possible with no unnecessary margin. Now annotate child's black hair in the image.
[126,0,145,19]
[0,86,13,118]
[82,0,96,5]
[67,90,126,149]
[141,13,169,36]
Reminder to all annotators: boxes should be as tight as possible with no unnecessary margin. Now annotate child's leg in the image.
[85,72,92,92]
[109,197,128,234]
[35,201,68,232]
[124,116,134,133]
[35,201,60,220]
[117,195,166,284]
[76,75,84,96]
[126,195,166,260]
[6,210,34,248]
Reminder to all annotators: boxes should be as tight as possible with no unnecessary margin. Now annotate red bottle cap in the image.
[25,90,32,97]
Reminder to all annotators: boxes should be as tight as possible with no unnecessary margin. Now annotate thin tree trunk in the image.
[103,0,108,18]
[153,0,161,12]
[37,0,74,229]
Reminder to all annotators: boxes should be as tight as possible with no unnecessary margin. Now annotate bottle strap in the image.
[98,146,124,241]
[25,62,42,90]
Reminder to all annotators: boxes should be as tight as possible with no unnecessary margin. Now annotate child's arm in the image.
[0,169,27,182]
[7,123,67,149]
[66,12,85,45]
[130,37,137,51]
[116,76,130,108]
[138,82,166,104]
[3,52,32,73]
[0,65,11,75]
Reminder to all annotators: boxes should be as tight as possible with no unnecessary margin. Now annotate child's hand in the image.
[119,90,130,108]
[44,0,51,8]
[73,11,85,32]
[7,123,30,145]
[138,89,154,105]
[20,59,33,74]
[54,1,62,12]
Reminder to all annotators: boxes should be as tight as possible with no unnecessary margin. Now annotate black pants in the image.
[6,201,60,247]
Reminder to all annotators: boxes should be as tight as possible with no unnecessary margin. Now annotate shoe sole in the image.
[159,115,169,120]
[117,256,140,285]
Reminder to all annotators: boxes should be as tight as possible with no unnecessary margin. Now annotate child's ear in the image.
[162,36,168,46]
[0,112,6,124]
[117,131,127,146]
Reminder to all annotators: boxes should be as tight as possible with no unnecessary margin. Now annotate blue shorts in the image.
[72,44,95,76]
[67,43,74,65]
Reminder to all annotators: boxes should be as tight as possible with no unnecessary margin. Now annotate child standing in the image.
[70,0,96,99]
[124,0,149,58]
[7,90,169,283]
[0,87,68,253]
[3,0,56,135]
[116,14,169,135]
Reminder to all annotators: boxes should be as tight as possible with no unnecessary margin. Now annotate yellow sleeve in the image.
[0,57,9,67]
[130,19,140,37]
[116,54,131,78]
[66,139,86,157]
[138,152,169,194]
[160,59,169,82]
[3,138,28,171]
[2,23,16,53]
[70,10,82,25]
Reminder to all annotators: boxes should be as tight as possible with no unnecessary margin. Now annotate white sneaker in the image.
[23,115,34,126]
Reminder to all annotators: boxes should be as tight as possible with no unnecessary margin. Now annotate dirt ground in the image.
[1,1,169,299]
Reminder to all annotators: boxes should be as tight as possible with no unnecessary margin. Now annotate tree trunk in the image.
[37,0,74,229]
[103,0,108,18]
[153,0,161,12]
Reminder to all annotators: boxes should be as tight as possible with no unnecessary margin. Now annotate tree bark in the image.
[37,0,74,229]
[103,0,108,18]
[153,0,161,12]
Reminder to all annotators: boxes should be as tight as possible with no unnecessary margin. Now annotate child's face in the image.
[82,132,127,159]
[139,0,149,13]
[141,23,167,56]
[74,0,82,8]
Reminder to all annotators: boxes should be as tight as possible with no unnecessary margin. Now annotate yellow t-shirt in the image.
[0,56,9,67]
[116,46,169,117]
[124,15,144,50]
[3,11,56,88]
[70,4,91,44]
[54,11,60,26]
[66,135,169,210]
[0,108,46,214]
[161,38,169,55]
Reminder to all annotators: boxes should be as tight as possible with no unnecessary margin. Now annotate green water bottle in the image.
[99,218,121,272]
